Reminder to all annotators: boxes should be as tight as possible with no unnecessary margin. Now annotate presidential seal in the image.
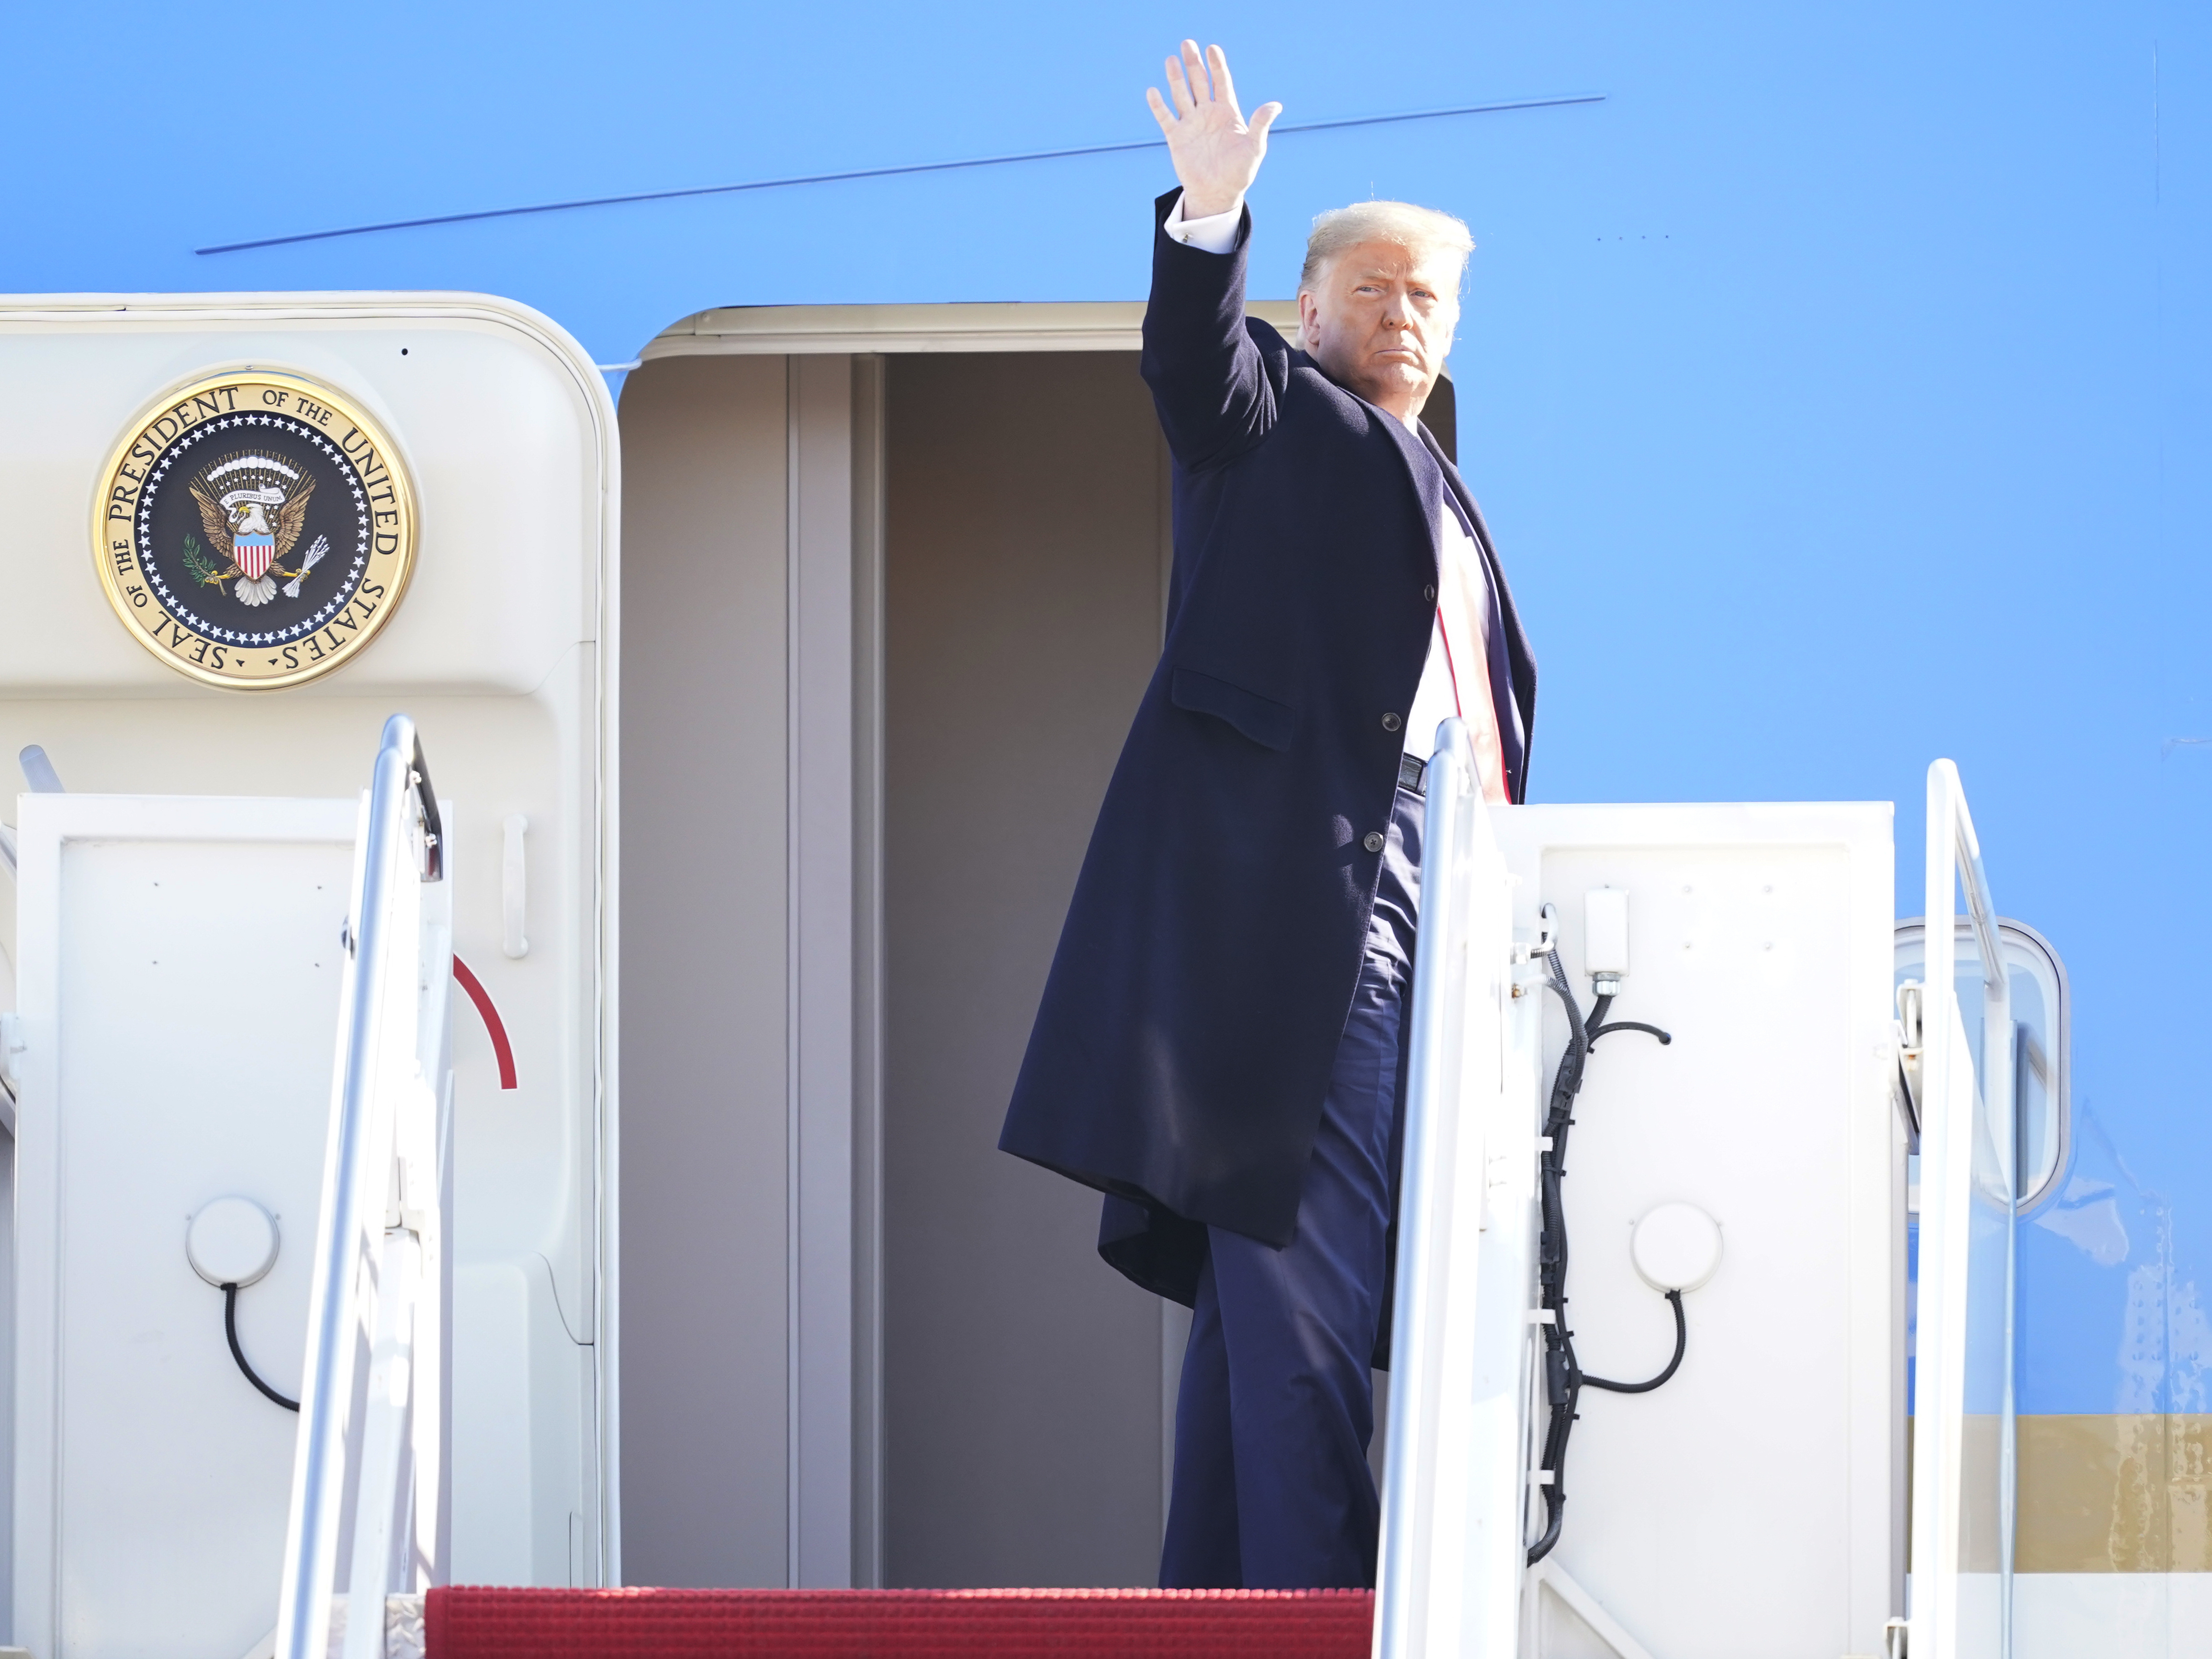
[93,369,417,689]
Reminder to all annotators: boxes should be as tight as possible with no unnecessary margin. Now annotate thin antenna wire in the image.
[194,93,1605,256]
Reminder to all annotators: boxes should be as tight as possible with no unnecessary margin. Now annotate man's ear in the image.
[1296,290,1319,350]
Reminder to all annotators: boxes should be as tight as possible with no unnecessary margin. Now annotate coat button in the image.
[1363,831,1385,853]
[1381,712,1403,732]
[1423,584,1437,602]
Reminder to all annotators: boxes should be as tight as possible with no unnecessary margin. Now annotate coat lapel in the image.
[1415,421,1538,797]
[1293,351,1447,579]
[1291,358,1539,796]
[1375,401,1449,580]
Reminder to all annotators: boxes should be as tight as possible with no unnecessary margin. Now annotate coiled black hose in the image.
[1526,949,1677,1564]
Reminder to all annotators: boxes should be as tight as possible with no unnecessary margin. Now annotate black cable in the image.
[222,1283,300,1412]
[1524,1411,1571,1562]
[1578,1289,1686,1393]
[1526,949,1677,1564]
[1528,952,1589,1564]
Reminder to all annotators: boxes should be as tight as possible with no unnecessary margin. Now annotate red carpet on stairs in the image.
[425,1586,1376,1658]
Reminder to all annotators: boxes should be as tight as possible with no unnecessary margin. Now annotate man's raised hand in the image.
[1145,42,1280,220]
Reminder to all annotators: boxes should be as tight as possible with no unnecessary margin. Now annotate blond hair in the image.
[1298,201,1475,295]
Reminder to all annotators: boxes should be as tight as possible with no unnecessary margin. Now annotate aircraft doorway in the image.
[616,314,1456,1592]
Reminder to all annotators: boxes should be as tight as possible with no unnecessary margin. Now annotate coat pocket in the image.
[1169,666,1296,752]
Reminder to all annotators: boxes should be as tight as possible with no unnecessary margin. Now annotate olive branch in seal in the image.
[181,533,224,587]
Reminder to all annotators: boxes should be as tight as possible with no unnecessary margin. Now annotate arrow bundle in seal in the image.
[282,535,329,600]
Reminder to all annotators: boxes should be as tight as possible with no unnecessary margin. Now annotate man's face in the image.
[1298,239,1460,418]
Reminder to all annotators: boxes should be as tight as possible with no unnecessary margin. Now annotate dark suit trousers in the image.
[1158,784,1421,1589]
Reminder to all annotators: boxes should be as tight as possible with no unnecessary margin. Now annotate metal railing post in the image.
[1376,718,1527,1659]
[1908,759,2015,1659]
[1377,719,1477,1658]
[275,714,445,1659]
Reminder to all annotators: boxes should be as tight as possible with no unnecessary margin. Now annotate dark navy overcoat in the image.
[998,192,1538,1307]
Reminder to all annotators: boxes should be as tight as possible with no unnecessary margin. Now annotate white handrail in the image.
[1376,719,1525,1659]
[275,715,449,1659]
[1909,758,2015,1659]
[1378,720,1478,1658]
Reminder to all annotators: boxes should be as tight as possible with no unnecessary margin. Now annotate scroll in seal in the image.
[93,368,417,689]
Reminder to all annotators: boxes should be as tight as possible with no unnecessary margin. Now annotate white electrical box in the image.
[1491,804,1902,1659]
[1583,888,1630,980]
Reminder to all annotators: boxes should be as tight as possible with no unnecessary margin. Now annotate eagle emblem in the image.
[95,368,418,691]
[186,451,321,607]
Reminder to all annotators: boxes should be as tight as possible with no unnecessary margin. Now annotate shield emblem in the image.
[186,456,315,605]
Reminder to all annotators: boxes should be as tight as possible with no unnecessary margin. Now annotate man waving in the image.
[1000,40,1537,1589]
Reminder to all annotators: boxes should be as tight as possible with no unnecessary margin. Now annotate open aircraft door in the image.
[0,293,618,1653]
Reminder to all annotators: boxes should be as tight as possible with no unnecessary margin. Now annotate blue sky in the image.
[7,0,2207,1411]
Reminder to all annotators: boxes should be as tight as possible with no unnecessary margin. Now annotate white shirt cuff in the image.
[1163,190,1243,255]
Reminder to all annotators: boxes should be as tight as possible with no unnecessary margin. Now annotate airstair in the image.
[0,713,2013,1656]
[1374,729,2020,1659]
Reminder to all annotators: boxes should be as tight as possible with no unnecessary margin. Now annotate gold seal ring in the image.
[91,367,417,690]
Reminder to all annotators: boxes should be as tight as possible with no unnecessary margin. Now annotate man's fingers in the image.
[1165,52,1194,115]
[1248,101,1282,141]
[1145,85,1177,135]
[1207,45,1241,117]
[1180,38,1210,102]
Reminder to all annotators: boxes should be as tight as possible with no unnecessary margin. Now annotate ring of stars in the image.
[135,411,375,646]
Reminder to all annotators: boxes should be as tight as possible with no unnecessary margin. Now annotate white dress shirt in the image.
[1162,192,1246,254]
[1163,190,1510,802]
